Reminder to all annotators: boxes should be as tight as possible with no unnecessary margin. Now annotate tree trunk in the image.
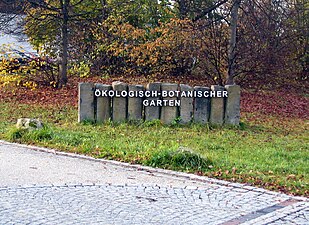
[227,0,241,85]
[59,0,69,87]
[100,0,108,20]
[178,0,187,19]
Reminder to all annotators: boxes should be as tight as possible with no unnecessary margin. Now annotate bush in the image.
[7,126,53,142]
[90,19,205,78]
[146,148,212,171]
[0,50,59,89]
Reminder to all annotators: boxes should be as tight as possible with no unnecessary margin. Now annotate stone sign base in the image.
[78,82,240,125]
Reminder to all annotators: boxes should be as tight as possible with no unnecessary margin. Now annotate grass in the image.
[0,101,308,196]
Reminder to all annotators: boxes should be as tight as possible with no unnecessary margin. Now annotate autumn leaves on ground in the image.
[0,76,308,197]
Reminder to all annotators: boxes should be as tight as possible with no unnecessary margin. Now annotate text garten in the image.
[143,99,180,107]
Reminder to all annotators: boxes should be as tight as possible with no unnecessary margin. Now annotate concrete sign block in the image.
[161,83,178,124]
[112,81,128,122]
[193,86,210,124]
[224,85,240,125]
[209,85,225,125]
[128,85,144,121]
[78,83,95,123]
[145,82,161,121]
[95,83,112,123]
[179,84,193,124]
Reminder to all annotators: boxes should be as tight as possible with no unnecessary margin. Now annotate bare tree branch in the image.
[193,0,229,22]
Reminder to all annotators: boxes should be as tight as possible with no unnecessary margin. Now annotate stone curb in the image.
[241,201,309,225]
[1,140,308,202]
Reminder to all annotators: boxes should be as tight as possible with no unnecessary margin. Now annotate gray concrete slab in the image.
[0,142,207,188]
[0,141,308,225]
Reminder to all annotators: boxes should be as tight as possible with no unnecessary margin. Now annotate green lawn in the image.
[0,101,308,196]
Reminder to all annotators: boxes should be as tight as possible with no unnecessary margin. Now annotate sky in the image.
[0,32,35,53]
[0,13,35,53]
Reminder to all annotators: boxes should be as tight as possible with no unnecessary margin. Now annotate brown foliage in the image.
[84,18,230,85]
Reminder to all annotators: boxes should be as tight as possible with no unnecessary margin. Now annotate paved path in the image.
[0,141,308,225]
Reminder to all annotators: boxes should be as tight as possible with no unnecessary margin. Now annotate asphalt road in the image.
[0,141,308,225]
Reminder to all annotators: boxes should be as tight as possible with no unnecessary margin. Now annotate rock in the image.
[16,118,43,130]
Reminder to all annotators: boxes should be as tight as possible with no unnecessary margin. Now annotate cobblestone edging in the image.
[0,183,308,225]
[0,140,307,202]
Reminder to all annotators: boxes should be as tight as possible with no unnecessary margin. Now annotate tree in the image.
[174,0,229,21]
[106,0,174,28]
[24,0,104,87]
[227,0,241,85]
[172,0,241,85]
[293,0,309,77]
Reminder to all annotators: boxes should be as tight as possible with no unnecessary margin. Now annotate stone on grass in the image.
[16,118,43,130]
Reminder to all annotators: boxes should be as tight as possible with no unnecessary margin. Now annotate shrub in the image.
[7,126,53,142]
[0,48,59,89]
[146,148,212,171]
[91,19,205,77]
